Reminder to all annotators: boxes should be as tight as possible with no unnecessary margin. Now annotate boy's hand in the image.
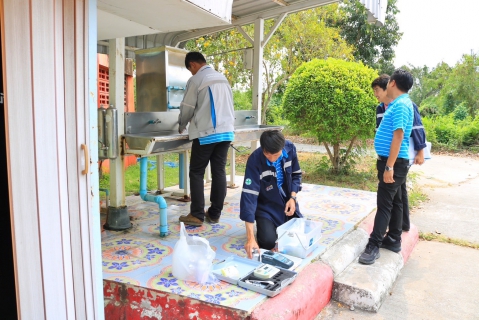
[284,198,296,216]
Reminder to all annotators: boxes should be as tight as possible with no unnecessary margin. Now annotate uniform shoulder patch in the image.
[245,178,252,185]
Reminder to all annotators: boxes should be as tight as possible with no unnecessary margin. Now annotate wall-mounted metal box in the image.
[135,46,190,112]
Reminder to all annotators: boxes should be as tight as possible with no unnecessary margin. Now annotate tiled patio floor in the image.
[101,177,376,312]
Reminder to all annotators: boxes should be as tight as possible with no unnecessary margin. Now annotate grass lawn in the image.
[100,153,182,195]
[99,144,426,208]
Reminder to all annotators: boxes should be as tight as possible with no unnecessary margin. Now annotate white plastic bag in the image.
[172,222,216,284]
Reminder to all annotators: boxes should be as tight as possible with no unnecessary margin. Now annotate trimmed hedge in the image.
[282,58,378,145]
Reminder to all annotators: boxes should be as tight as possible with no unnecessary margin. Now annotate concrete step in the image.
[320,228,369,276]
[330,222,419,312]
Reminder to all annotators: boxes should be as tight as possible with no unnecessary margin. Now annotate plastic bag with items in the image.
[172,222,216,284]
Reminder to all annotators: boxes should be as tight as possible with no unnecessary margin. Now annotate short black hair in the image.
[389,69,414,93]
[185,51,206,69]
[371,74,390,91]
[260,130,285,154]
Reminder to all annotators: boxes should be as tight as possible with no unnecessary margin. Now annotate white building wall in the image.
[1,0,102,318]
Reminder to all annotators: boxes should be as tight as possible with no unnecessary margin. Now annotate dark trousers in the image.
[369,158,409,247]
[401,167,411,231]
[256,217,277,250]
[189,139,230,221]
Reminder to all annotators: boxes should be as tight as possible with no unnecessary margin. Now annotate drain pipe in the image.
[139,157,168,237]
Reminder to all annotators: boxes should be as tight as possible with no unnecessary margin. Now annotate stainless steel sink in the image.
[123,123,283,156]
[123,131,191,155]
[123,111,283,156]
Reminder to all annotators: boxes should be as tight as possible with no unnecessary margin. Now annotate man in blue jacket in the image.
[371,74,427,232]
[240,130,303,259]
[177,52,235,226]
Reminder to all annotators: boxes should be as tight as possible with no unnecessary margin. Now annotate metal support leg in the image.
[183,150,190,197]
[228,146,238,188]
[156,154,164,194]
[251,140,259,151]
[179,153,184,189]
[178,150,191,201]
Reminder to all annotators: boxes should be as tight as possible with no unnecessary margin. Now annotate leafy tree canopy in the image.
[282,58,378,172]
[185,8,354,122]
[325,0,402,74]
[406,53,479,118]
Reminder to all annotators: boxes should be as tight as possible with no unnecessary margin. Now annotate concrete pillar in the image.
[105,38,130,230]
[252,18,264,124]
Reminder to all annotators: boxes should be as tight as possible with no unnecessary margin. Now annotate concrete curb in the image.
[401,224,419,263]
[332,249,404,312]
[320,229,369,276]
[251,262,333,320]
[358,212,375,235]
[331,214,419,312]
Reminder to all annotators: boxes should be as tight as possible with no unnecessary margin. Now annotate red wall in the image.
[97,54,137,173]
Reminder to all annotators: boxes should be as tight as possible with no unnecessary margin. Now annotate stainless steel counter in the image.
[123,124,283,156]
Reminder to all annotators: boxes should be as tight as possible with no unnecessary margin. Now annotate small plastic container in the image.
[276,218,322,258]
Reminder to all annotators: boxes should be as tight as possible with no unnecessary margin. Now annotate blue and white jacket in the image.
[240,140,303,227]
[178,65,235,140]
[376,102,426,151]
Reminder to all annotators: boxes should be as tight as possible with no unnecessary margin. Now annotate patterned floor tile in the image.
[101,179,376,311]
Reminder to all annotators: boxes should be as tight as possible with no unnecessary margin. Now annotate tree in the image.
[185,29,252,88]
[326,0,402,74]
[407,54,479,117]
[282,58,378,172]
[259,8,354,123]
[403,62,452,107]
[185,8,354,122]
[446,54,479,117]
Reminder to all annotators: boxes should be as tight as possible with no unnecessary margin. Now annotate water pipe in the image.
[139,157,168,237]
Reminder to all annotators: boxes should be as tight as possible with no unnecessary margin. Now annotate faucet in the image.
[148,119,161,124]
[245,116,256,120]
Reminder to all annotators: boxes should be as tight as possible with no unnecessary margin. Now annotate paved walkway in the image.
[409,155,479,243]
[317,154,479,319]
[318,241,479,319]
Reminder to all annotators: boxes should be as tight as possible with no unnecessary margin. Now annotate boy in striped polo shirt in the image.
[372,74,427,232]
[359,69,414,265]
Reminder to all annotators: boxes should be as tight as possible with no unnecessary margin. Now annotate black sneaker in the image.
[381,235,402,253]
[358,244,380,265]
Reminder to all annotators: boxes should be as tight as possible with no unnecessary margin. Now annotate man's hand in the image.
[244,239,259,259]
[383,170,395,183]
[284,198,296,216]
[414,149,425,165]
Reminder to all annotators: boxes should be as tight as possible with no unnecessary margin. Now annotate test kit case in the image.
[212,256,297,297]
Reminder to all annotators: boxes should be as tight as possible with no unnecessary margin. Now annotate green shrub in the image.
[282,58,377,172]
[419,100,439,118]
[423,115,479,149]
[434,115,458,145]
[453,102,469,121]
[233,90,252,110]
[422,117,436,144]
[459,117,479,146]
